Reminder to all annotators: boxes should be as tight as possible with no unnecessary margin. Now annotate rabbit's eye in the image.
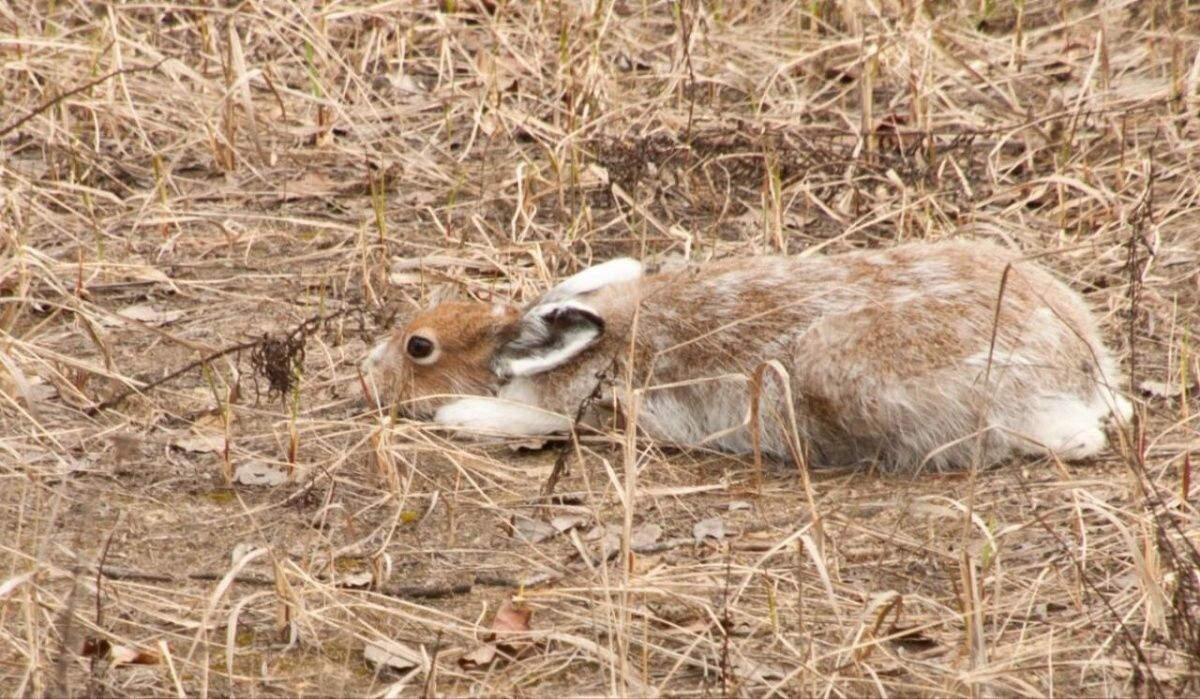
[406,335,435,360]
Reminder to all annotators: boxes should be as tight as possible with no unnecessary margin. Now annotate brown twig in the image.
[0,57,168,139]
[85,307,356,416]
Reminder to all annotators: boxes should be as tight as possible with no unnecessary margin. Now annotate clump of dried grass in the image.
[2,1,1199,696]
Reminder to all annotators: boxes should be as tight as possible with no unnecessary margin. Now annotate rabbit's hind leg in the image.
[1006,393,1113,460]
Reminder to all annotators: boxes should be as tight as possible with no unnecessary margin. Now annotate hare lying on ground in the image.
[362,240,1131,471]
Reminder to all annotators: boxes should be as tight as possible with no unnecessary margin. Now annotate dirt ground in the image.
[2,1,1200,697]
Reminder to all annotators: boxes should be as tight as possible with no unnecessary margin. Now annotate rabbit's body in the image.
[365,241,1130,471]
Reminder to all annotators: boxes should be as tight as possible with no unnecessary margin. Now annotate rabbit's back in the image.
[592,241,1127,470]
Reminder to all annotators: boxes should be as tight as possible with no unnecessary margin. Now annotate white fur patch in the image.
[1016,394,1110,459]
[363,338,391,369]
[493,301,604,377]
[540,257,643,304]
[434,397,570,436]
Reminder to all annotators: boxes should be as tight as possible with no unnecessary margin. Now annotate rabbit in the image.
[362,240,1132,472]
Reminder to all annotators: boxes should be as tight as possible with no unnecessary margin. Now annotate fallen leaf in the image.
[234,461,287,486]
[630,522,663,550]
[550,515,587,534]
[364,639,426,672]
[277,169,341,201]
[109,644,162,667]
[80,638,161,666]
[584,524,622,553]
[459,596,535,670]
[733,655,787,682]
[887,626,942,654]
[693,516,726,544]
[507,437,550,451]
[728,500,752,512]
[338,571,374,589]
[1140,379,1183,399]
[630,552,662,575]
[25,378,58,403]
[124,265,173,286]
[491,598,532,637]
[512,516,557,543]
[458,643,498,669]
[191,413,228,432]
[171,434,224,454]
[110,304,185,327]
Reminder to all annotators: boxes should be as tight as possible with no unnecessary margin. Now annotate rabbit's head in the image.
[362,301,519,415]
[361,258,643,416]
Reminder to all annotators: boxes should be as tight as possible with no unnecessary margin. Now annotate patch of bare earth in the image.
[2,1,1199,696]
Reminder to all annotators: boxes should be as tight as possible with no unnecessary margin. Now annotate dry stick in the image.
[87,565,480,600]
[83,518,123,692]
[85,307,356,416]
[85,338,260,416]
[0,57,168,139]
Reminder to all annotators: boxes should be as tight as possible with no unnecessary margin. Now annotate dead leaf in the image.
[512,516,557,543]
[124,265,173,286]
[24,378,58,403]
[584,524,622,553]
[110,304,185,327]
[630,552,662,575]
[109,644,162,667]
[550,515,587,534]
[387,73,424,95]
[491,598,532,637]
[460,596,535,670]
[507,437,550,451]
[338,571,374,589]
[728,500,752,512]
[1140,379,1183,399]
[458,643,498,669]
[364,639,426,673]
[630,522,663,550]
[171,433,224,454]
[887,626,942,655]
[80,638,161,666]
[277,170,344,201]
[693,516,725,544]
[733,655,787,682]
[234,461,287,486]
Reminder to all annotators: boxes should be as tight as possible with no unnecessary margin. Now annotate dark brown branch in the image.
[85,307,355,416]
[0,57,168,139]
[88,565,479,600]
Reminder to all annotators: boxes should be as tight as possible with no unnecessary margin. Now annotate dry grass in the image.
[3,1,1200,696]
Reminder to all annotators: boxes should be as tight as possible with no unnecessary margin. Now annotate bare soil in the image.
[2,2,1199,697]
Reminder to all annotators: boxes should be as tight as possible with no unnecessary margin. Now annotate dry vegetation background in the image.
[3,0,1200,696]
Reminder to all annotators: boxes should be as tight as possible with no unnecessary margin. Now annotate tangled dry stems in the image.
[2,1,1199,696]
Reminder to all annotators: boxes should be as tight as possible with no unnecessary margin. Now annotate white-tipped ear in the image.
[540,258,642,304]
[492,301,605,378]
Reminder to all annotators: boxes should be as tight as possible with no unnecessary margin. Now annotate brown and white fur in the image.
[363,241,1132,472]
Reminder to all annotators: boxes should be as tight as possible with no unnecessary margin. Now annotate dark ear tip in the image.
[548,306,605,332]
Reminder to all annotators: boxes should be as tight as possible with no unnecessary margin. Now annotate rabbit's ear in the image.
[540,258,642,304]
[492,301,605,378]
